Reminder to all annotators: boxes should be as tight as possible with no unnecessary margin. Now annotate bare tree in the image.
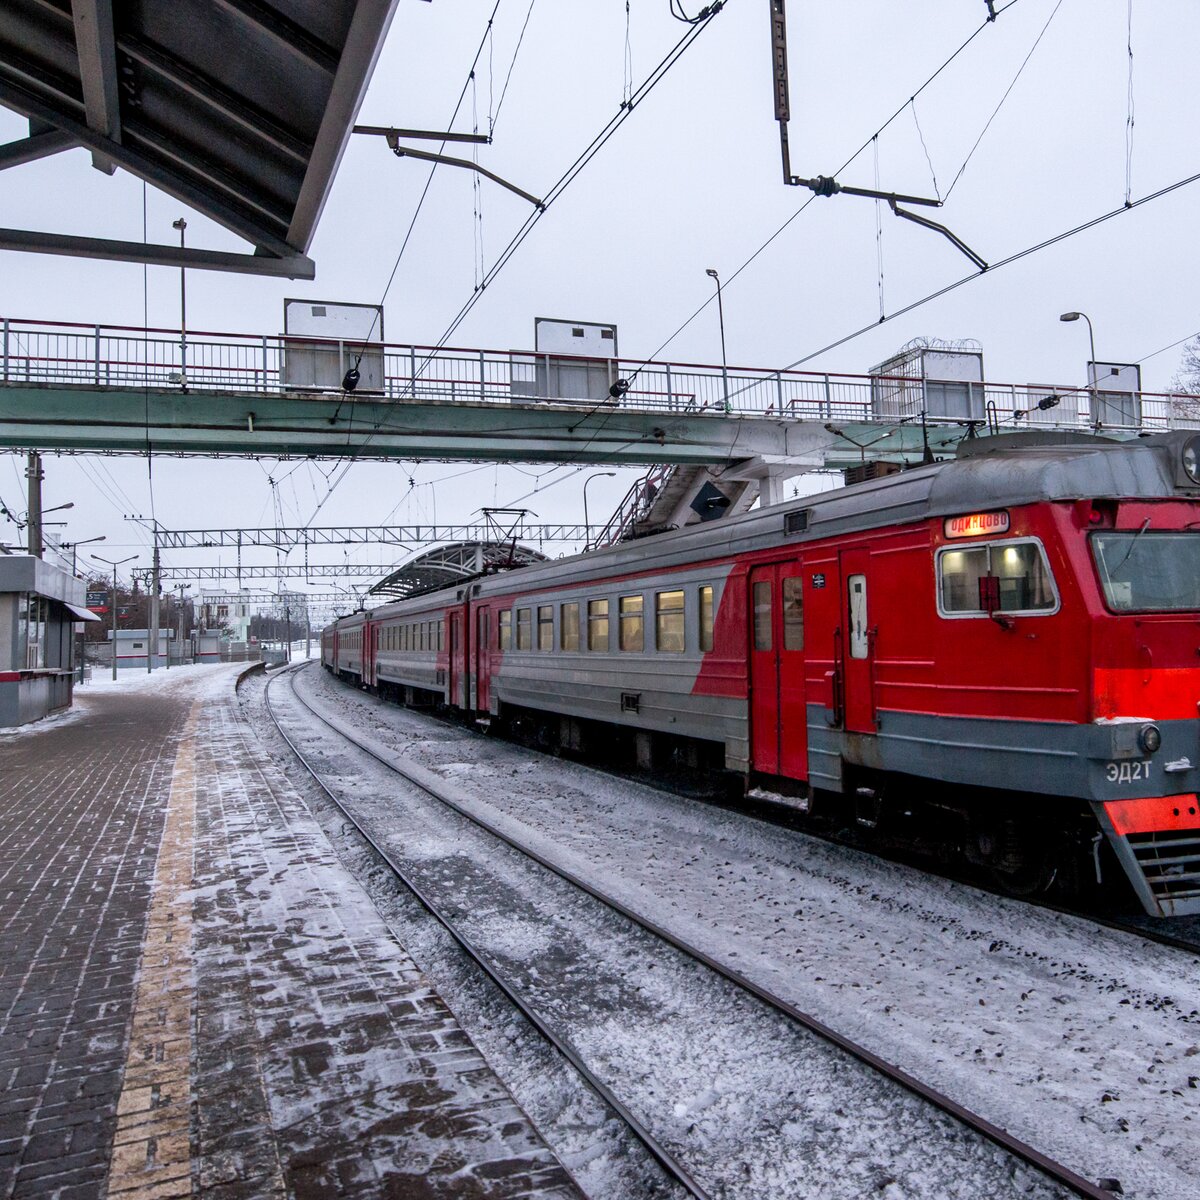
[1170,336,1200,425]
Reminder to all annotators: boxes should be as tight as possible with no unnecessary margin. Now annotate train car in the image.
[324,431,1200,917]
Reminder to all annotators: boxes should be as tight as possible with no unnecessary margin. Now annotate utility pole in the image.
[92,553,138,681]
[284,602,292,663]
[25,451,42,557]
[175,584,188,665]
[148,535,161,674]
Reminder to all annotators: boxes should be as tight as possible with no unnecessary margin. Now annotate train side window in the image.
[517,608,532,650]
[499,610,512,650]
[939,540,1057,615]
[619,595,644,652]
[537,605,553,651]
[419,623,427,651]
[656,590,685,653]
[438,620,444,652]
[561,602,580,651]
[588,599,609,651]
[699,585,714,652]
[782,577,804,651]
[752,581,772,651]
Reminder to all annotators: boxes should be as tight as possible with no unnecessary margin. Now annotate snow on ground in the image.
[269,671,1068,1200]
[298,665,1200,1200]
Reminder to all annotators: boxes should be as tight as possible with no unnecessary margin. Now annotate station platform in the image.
[0,664,581,1200]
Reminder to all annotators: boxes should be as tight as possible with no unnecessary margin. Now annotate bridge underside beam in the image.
[0,383,845,466]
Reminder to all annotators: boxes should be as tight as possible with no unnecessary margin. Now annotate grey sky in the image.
[1,0,1194,587]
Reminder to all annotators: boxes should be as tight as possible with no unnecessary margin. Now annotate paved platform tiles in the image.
[0,666,582,1200]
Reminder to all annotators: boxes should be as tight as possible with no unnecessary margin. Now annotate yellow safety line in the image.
[107,706,199,1200]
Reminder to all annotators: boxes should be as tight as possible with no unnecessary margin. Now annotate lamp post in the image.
[173,217,187,386]
[91,553,138,681]
[582,471,616,551]
[63,533,105,576]
[705,268,731,414]
[1059,311,1097,423]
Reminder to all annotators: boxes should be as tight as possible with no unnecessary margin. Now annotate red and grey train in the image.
[323,431,1200,917]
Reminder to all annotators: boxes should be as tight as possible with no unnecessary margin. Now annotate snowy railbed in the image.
[282,664,1199,1200]
[261,667,1076,1200]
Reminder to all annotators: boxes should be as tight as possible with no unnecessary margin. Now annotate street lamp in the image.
[582,471,616,551]
[706,268,731,414]
[1059,311,1097,423]
[91,553,139,681]
[173,217,187,386]
[62,533,105,576]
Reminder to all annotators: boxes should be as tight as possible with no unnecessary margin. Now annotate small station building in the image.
[108,628,175,671]
[0,554,98,727]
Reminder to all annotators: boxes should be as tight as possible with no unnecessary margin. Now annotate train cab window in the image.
[752,581,772,651]
[588,599,609,651]
[517,608,532,650]
[655,590,685,653]
[561,602,580,651]
[938,540,1057,616]
[1092,531,1200,611]
[499,611,512,650]
[538,606,553,651]
[699,586,714,652]
[619,595,644,652]
[782,577,804,651]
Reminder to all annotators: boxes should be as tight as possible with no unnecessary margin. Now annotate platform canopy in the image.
[0,0,400,278]
[367,542,548,602]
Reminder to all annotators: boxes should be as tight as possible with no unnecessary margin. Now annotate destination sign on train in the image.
[943,510,1010,538]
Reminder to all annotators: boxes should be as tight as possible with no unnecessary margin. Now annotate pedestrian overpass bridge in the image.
[0,316,1180,487]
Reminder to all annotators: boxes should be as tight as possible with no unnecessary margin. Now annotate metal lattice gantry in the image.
[0,2,400,277]
[142,563,392,583]
[153,521,600,550]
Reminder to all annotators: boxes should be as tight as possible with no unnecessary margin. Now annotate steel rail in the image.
[261,665,712,1200]
[287,663,1117,1200]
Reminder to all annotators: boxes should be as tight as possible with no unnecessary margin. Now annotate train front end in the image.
[1082,433,1200,915]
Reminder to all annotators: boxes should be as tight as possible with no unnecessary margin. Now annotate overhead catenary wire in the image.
[621,0,1027,388]
[942,0,1064,201]
[308,4,728,521]
[1124,0,1135,206]
[735,165,1200,395]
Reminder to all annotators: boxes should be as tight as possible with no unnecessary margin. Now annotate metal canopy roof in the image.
[367,541,549,602]
[0,0,400,277]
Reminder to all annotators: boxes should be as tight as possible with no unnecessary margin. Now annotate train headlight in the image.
[1138,723,1162,755]
[1184,436,1200,484]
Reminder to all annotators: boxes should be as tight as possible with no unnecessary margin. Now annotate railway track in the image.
[263,662,1118,1200]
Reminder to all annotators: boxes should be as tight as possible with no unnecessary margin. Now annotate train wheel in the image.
[978,820,1058,897]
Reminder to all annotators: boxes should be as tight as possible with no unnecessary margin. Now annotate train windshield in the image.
[1092,531,1200,611]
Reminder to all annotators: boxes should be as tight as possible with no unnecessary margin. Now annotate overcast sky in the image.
[1,0,1196,596]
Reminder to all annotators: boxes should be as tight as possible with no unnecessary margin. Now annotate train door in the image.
[449,609,465,708]
[749,562,808,780]
[474,607,490,712]
[839,549,876,734]
[363,622,376,687]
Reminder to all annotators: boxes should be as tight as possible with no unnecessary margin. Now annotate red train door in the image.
[749,562,808,780]
[364,622,376,687]
[474,607,491,713]
[449,609,465,708]
[840,549,876,733]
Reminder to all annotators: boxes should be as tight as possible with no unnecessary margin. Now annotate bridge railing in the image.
[1,316,1194,432]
